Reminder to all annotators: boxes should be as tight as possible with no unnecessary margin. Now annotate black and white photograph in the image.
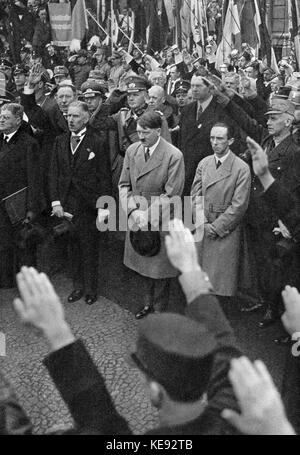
[0,0,300,440]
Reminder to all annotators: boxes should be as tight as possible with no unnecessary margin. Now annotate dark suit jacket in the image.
[49,127,112,217]
[21,92,67,175]
[0,129,43,248]
[262,180,300,433]
[248,135,300,229]
[178,97,244,196]
[44,294,241,435]
[263,180,300,243]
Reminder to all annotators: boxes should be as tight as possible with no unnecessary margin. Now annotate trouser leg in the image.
[153,278,170,312]
[69,233,84,292]
[79,226,99,296]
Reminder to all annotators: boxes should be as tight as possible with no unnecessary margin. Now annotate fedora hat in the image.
[130,225,161,257]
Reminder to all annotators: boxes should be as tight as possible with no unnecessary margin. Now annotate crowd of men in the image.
[0,0,300,437]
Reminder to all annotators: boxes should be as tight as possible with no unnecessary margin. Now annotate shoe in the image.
[85,295,98,305]
[258,309,279,328]
[135,305,154,320]
[273,335,292,346]
[68,289,84,303]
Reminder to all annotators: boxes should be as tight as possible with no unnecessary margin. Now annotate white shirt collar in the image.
[71,127,87,138]
[214,149,231,165]
[4,130,18,142]
[145,137,161,157]
[198,95,213,113]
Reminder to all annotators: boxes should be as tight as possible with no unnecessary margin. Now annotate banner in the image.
[48,3,72,47]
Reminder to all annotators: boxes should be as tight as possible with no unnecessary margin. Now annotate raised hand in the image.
[222,357,295,435]
[27,63,43,88]
[165,218,200,274]
[13,267,75,351]
[247,137,271,179]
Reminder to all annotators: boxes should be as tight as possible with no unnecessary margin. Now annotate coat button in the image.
[277,167,281,170]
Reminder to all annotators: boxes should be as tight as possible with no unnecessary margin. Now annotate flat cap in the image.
[12,64,29,76]
[266,98,295,117]
[125,75,149,93]
[0,58,13,69]
[174,80,191,95]
[88,69,106,81]
[81,80,106,98]
[53,66,69,77]
[131,313,218,398]
[77,49,88,58]
[289,90,300,107]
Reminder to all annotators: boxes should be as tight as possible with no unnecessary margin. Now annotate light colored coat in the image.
[191,151,251,296]
[119,137,185,279]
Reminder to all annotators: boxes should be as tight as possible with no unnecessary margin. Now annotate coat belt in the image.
[208,203,231,213]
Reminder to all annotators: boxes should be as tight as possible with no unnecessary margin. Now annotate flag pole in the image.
[86,9,111,40]
[111,0,114,53]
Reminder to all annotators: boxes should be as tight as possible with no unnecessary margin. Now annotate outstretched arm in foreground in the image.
[13,267,131,435]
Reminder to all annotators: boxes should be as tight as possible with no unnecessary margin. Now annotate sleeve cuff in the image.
[179,269,213,303]
[23,86,35,95]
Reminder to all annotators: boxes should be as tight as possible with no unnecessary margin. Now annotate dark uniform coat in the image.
[119,137,185,279]
[44,293,242,435]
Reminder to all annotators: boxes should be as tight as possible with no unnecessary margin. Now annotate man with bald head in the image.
[178,72,240,196]
[147,85,176,129]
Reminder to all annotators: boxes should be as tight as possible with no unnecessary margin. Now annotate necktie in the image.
[71,135,81,152]
[196,104,203,121]
[144,147,150,162]
[266,138,275,157]
[216,160,222,169]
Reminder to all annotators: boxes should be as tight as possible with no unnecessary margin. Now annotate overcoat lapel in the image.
[268,135,293,163]
[205,151,235,190]
[136,139,164,180]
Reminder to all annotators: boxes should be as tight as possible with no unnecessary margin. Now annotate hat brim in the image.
[265,109,294,116]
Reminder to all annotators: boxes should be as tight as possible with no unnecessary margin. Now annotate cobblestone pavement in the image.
[0,235,289,434]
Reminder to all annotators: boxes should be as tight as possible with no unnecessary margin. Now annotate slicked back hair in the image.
[1,103,24,120]
[137,110,163,129]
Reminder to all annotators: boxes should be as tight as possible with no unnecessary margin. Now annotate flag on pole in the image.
[258,0,279,72]
[180,0,191,49]
[253,0,262,47]
[240,0,260,53]
[163,0,175,29]
[70,0,88,52]
[48,2,72,47]
[110,0,119,46]
[216,0,241,69]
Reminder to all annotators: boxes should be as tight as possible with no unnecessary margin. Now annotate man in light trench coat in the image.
[119,111,185,319]
[191,122,251,300]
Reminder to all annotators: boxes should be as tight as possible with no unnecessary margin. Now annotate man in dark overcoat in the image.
[178,72,244,196]
[0,102,42,287]
[49,101,112,305]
